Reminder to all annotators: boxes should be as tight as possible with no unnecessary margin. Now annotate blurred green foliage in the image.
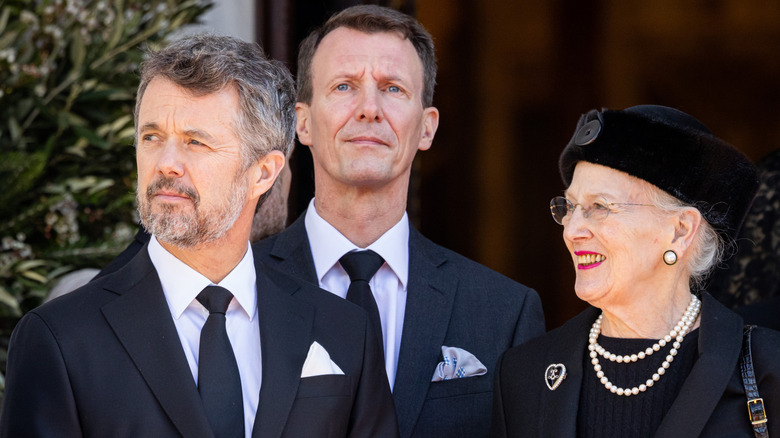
[0,0,212,397]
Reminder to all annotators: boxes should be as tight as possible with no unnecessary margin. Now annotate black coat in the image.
[492,293,780,437]
[0,244,398,437]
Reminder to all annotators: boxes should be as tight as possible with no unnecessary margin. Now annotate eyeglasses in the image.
[549,196,654,225]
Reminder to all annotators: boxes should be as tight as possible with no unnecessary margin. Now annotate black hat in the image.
[559,105,759,240]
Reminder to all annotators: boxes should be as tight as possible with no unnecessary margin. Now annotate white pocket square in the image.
[301,341,344,378]
[431,345,487,382]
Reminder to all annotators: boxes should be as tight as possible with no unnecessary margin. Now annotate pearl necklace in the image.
[588,294,701,396]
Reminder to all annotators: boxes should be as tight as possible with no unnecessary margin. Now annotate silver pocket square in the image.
[301,341,344,378]
[431,345,487,382]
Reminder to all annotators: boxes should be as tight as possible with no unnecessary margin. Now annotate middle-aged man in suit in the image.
[254,5,546,438]
[0,34,398,437]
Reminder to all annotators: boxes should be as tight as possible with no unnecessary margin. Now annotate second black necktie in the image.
[340,250,386,359]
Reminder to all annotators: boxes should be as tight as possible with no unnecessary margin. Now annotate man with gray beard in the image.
[90,162,292,282]
[0,34,397,438]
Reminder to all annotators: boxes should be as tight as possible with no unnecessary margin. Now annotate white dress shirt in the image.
[148,236,261,438]
[305,199,408,388]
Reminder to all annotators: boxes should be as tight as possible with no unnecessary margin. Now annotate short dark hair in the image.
[297,5,437,107]
[135,34,296,168]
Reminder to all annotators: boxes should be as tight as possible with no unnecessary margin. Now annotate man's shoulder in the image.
[411,229,535,295]
[21,277,116,336]
[252,214,310,261]
[410,230,545,338]
[253,230,281,252]
[32,250,157,327]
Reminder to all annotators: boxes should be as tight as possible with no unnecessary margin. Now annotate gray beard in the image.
[137,174,248,248]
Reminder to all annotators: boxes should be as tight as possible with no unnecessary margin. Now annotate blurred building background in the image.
[203,0,780,329]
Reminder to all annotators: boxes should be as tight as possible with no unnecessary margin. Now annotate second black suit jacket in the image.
[254,213,545,438]
[0,244,398,437]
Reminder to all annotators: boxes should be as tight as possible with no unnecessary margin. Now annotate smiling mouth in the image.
[576,253,606,269]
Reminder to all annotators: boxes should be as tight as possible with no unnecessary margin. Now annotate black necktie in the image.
[196,285,244,438]
[339,250,385,358]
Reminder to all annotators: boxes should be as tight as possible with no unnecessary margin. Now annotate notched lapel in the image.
[538,309,596,437]
[252,264,315,438]
[265,213,318,283]
[101,250,212,437]
[653,294,744,438]
[392,229,458,437]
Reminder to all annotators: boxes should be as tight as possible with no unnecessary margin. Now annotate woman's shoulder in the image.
[750,326,780,367]
[502,306,598,365]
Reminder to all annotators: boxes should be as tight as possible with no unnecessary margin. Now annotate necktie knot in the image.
[197,285,233,315]
[340,250,385,282]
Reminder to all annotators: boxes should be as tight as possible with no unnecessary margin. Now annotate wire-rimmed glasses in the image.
[549,196,654,225]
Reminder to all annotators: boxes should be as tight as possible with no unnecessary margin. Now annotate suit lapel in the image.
[101,248,213,437]
[392,228,457,438]
[653,293,743,438]
[252,262,314,438]
[266,214,318,283]
[538,308,596,437]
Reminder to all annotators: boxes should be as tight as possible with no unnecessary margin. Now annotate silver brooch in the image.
[545,363,567,391]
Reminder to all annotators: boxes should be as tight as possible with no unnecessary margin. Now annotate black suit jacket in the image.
[253,213,545,438]
[0,244,398,437]
[492,293,780,437]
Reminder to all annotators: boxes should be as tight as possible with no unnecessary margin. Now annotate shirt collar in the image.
[147,235,257,320]
[305,198,409,288]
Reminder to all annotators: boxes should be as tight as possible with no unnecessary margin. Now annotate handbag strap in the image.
[740,324,769,438]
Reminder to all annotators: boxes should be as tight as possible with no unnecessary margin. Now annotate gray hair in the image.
[134,34,296,168]
[643,184,727,290]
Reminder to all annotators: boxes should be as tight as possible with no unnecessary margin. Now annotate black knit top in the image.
[576,329,700,438]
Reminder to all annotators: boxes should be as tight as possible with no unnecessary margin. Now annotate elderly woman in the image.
[492,105,780,437]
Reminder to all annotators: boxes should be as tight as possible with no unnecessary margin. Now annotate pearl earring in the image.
[663,250,678,266]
